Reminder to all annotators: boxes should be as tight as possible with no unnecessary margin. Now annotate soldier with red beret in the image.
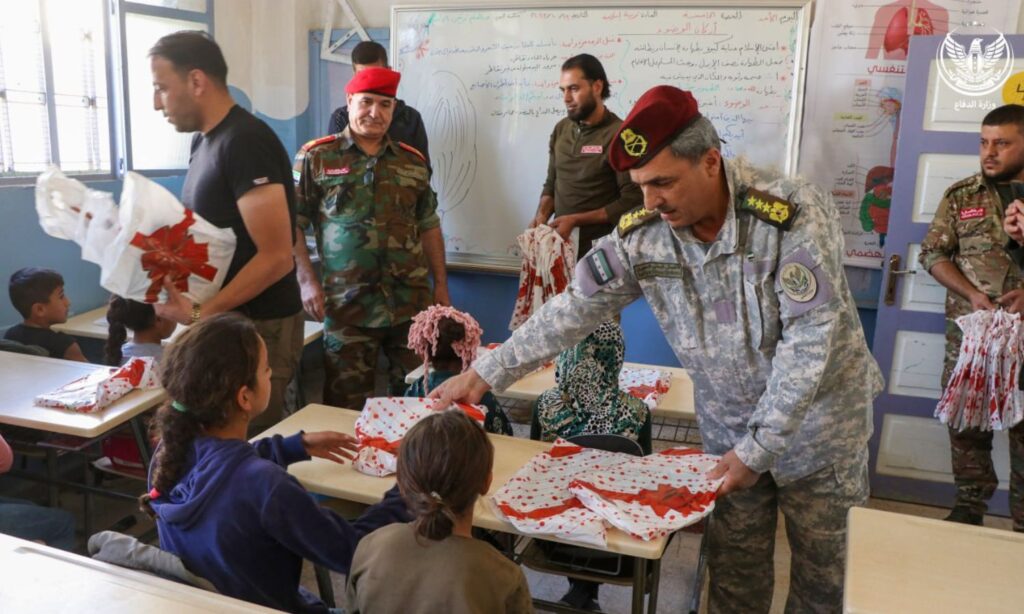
[294,66,450,411]
[434,85,882,612]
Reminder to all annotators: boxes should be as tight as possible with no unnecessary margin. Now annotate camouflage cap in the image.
[608,85,701,171]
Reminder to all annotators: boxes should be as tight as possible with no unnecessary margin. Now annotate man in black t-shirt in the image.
[327,41,429,166]
[148,31,303,430]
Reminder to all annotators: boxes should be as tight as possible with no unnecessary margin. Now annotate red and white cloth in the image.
[353,397,487,477]
[619,367,672,409]
[509,225,575,331]
[490,439,628,547]
[34,357,160,414]
[935,309,1024,431]
[492,440,722,545]
[36,168,236,304]
[569,448,722,541]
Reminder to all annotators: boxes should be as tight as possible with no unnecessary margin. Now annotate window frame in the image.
[114,0,213,178]
[0,0,213,186]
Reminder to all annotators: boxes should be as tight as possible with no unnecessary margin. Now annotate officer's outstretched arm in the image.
[474,237,642,393]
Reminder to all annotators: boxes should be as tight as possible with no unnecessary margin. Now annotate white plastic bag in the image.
[101,172,236,304]
[76,190,121,267]
[36,166,94,240]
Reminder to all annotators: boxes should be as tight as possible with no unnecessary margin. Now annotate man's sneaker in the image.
[944,506,984,525]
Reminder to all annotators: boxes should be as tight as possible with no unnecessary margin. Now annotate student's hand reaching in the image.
[301,431,359,464]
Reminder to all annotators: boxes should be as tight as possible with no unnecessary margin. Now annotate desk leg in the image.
[647,557,662,613]
[631,557,648,614]
[46,448,58,508]
[130,416,152,469]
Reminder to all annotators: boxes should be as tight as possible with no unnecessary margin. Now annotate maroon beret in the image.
[608,86,701,171]
[345,67,401,97]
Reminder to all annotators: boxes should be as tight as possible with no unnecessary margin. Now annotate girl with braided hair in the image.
[406,305,512,435]
[140,313,409,613]
[104,295,176,365]
[345,410,533,614]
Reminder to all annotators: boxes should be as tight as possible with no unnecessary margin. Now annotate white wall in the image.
[216,0,1024,120]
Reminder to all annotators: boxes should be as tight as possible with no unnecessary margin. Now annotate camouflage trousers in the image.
[707,447,869,614]
[323,320,418,411]
[948,422,1024,529]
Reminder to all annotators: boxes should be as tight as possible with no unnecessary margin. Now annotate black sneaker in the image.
[944,506,984,525]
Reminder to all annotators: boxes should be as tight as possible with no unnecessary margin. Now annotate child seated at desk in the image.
[0,432,76,551]
[141,313,409,613]
[104,295,176,365]
[533,320,651,454]
[406,305,512,435]
[345,410,533,614]
[3,268,86,362]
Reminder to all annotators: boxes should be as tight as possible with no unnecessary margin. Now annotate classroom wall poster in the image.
[799,0,1020,268]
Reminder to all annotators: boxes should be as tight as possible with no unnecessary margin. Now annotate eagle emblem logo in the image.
[937,26,1013,96]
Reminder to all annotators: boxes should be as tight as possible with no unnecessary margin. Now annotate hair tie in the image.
[148,488,160,500]
[171,400,189,413]
[429,491,444,505]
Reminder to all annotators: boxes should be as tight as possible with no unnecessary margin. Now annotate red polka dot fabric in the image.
[352,397,487,477]
[491,439,723,545]
[33,357,160,414]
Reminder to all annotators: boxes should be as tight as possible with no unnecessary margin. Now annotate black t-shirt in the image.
[3,324,74,359]
[181,105,301,320]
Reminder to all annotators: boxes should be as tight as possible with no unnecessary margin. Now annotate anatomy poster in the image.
[799,0,1019,267]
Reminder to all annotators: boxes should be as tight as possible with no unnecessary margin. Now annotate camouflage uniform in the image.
[918,172,1024,528]
[294,129,439,410]
[475,157,882,611]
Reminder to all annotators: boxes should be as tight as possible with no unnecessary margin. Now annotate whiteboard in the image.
[391,2,812,271]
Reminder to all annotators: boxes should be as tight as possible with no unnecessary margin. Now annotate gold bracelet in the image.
[190,302,202,325]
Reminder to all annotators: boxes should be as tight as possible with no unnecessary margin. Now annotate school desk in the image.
[0,533,281,613]
[406,353,696,422]
[844,507,1024,613]
[255,403,680,614]
[55,306,324,346]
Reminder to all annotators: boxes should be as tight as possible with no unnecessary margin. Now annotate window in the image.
[0,0,210,182]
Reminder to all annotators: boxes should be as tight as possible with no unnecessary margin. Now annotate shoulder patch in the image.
[300,134,341,152]
[741,188,798,230]
[617,207,658,237]
[397,141,427,163]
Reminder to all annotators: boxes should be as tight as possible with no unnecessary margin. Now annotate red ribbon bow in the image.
[570,480,717,519]
[130,210,218,302]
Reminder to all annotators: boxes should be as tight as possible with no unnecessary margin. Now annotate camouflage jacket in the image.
[918,172,1024,324]
[475,157,882,485]
[294,129,439,328]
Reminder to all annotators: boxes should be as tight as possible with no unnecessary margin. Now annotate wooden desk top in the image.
[255,403,669,560]
[0,533,280,613]
[0,351,166,437]
[55,307,324,346]
[844,507,1024,613]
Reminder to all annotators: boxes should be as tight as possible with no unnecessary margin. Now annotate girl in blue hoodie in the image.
[140,313,409,613]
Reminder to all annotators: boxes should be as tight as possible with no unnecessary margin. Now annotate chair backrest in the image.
[87,531,218,592]
[567,433,643,457]
[0,339,48,357]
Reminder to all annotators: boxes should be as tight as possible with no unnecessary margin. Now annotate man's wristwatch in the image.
[190,302,202,325]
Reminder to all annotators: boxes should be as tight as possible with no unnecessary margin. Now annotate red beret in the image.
[345,67,401,97]
[608,86,701,171]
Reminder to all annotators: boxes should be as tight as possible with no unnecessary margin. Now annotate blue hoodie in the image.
[148,433,409,613]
